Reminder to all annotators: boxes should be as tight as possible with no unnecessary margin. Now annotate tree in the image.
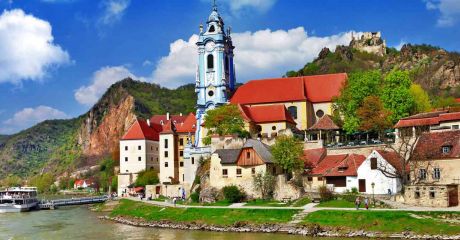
[409,84,432,113]
[1,175,22,187]
[202,104,249,145]
[357,95,392,137]
[381,70,415,123]
[134,169,159,187]
[29,173,55,193]
[252,172,276,199]
[271,135,304,177]
[99,157,116,192]
[335,70,382,133]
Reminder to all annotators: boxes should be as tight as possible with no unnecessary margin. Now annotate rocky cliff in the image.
[0,78,196,179]
[288,43,460,96]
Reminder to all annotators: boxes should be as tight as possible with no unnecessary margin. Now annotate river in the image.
[0,206,366,240]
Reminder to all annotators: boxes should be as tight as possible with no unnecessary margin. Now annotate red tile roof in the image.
[310,153,365,177]
[375,150,408,172]
[175,113,197,133]
[230,73,347,105]
[394,110,460,128]
[309,115,340,130]
[121,119,160,141]
[414,130,460,160]
[303,148,327,168]
[239,104,296,124]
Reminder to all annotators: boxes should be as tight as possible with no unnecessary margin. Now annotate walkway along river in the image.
[0,205,369,240]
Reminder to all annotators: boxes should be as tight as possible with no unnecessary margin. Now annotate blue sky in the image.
[0,0,459,134]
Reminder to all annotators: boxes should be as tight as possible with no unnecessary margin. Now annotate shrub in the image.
[191,192,200,203]
[319,185,334,201]
[222,185,245,203]
[351,187,358,194]
[341,193,359,202]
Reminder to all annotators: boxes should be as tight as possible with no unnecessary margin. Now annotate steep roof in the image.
[214,149,241,164]
[239,104,296,124]
[394,110,460,128]
[413,130,460,160]
[309,115,340,131]
[121,119,160,141]
[214,139,273,164]
[243,139,273,163]
[375,150,408,172]
[303,148,327,168]
[175,113,197,133]
[230,73,347,105]
[310,153,365,177]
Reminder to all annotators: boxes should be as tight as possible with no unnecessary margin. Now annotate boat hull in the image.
[0,202,38,213]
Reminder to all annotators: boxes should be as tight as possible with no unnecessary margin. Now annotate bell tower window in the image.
[209,25,215,33]
[207,54,214,70]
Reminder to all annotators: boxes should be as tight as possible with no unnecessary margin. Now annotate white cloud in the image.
[425,0,460,27]
[221,0,277,13]
[0,106,68,134]
[0,9,70,85]
[142,60,153,67]
[74,66,138,106]
[151,27,356,88]
[98,0,130,25]
[394,40,407,50]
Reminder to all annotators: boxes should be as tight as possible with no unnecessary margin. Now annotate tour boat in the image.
[0,187,39,213]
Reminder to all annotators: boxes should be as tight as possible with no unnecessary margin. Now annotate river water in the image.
[0,206,364,240]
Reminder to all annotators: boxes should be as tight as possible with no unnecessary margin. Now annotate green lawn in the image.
[244,199,291,207]
[315,199,357,208]
[111,199,299,226]
[292,197,312,207]
[303,210,460,235]
[187,200,232,206]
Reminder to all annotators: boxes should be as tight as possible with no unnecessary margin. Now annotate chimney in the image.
[147,119,150,127]
[166,112,170,120]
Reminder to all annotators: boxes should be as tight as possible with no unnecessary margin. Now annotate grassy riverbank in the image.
[303,210,460,235]
[111,199,298,226]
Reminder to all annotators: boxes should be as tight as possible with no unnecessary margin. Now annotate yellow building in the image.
[230,73,347,130]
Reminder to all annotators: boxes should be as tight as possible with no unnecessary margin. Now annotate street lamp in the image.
[371,182,375,207]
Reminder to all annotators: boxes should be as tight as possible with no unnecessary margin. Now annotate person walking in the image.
[355,196,361,210]
[364,197,369,210]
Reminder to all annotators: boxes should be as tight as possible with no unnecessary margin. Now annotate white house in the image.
[118,119,160,196]
[357,150,403,195]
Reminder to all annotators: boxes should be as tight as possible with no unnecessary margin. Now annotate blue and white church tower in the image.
[194,3,236,147]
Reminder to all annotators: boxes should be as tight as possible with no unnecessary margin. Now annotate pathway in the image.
[125,197,460,212]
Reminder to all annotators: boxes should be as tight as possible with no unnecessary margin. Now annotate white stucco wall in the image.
[120,139,159,174]
[357,150,401,195]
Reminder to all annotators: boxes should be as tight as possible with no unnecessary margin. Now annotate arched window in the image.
[224,56,229,73]
[207,54,214,69]
[209,25,215,33]
[288,106,297,119]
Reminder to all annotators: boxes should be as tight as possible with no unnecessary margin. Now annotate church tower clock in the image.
[194,3,236,147]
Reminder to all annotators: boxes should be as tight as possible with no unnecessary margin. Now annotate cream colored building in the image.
[209,139,280,198]
[117,119,160,196]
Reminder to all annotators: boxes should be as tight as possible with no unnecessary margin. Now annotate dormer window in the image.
[209,25,215,33]
[338,166,347,172]
[442,146,452,154]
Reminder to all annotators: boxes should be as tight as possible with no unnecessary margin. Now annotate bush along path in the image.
[102,199,460,239]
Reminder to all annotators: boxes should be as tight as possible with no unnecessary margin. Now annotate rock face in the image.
[78,95,136,161]
[0,78,196,178]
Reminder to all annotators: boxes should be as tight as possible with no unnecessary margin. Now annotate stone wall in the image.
[273,175,303,201]
[404,184,458,207]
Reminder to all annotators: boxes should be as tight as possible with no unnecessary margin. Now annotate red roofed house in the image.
[118,118,161,196]
[118,113,196,197]
[230,73,347,131]
[238,104,297,138]
[159,113,197,194]
[394,110,460,140]
[403,130,460,207]
[74,179,95,190]
[303,148,367,193]
[357,150,404,195]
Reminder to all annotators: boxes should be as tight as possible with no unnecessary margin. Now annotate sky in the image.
[0,0,459,134]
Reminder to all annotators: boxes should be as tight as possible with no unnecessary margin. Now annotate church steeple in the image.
[193,2,236,147]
